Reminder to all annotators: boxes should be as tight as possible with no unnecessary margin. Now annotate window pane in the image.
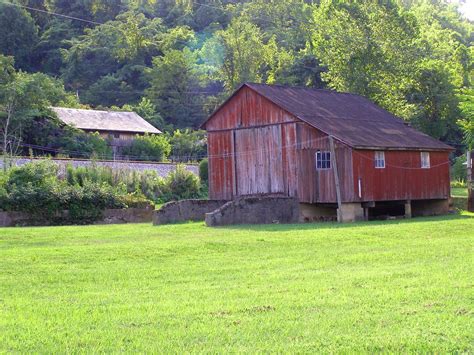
[316,151,331,169]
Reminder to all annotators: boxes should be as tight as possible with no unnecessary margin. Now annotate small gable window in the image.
[421,152,430,168]
[316,151,331,170]
[374,151,385,169]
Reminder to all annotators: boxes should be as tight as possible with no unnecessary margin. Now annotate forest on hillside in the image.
[0,0,473,161]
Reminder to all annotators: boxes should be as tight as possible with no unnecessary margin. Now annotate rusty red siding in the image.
[207,131,233,200]
[352,150,450,201]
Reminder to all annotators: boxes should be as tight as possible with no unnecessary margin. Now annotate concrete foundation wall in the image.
[411,199,450,217]
[153,200,227,225]
[338,203,365,223]
[0,207,153,227]
[205,196,300,227]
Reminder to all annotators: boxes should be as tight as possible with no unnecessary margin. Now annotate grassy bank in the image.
[0,215,473,352]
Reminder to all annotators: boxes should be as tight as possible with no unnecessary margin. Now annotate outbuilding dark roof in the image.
[52,107,161,134]
[204,83,453,151]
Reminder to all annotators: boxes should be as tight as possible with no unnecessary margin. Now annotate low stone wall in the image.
[153,200,227,225]
[98,207,154,224]
[0,207,153,227]
[205,196,300,227]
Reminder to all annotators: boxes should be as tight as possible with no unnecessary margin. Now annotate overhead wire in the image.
[19,134,452,170]
[1,1,103,25]
[2,0,463,160]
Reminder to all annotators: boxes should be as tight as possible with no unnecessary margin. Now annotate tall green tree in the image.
[0,3,39,70]
[203,17,270,91]
[146,48,205,128]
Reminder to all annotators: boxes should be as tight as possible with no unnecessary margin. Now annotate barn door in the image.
[234,125,284,195]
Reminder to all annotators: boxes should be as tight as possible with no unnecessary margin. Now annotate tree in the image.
[0,3,39,70]
[458,88,474,149]
[310,0,471,141]
[0,55,77,167]
[32,19,78,75]
[146,48,205,128]
[205,17,269,91]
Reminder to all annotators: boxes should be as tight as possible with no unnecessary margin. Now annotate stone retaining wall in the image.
[205,196,300,226]
[153,200,227,225]
[0,207,153,227]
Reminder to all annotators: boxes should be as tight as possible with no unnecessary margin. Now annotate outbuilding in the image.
[201,83,453,222]
[52,107,161,158]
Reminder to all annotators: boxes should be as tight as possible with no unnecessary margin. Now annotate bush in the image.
[122,133,171,161]
[199,158,208,184]
[163,164,202,201]
[65,164,166,203]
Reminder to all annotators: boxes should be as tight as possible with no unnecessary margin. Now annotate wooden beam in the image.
[329,136,342,221]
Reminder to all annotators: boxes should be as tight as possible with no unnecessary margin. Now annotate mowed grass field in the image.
[1,215,473,352]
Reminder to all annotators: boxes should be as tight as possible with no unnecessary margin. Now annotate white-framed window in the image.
[421,152,430,168]
[316,151,331,169]
[374,151,385,169]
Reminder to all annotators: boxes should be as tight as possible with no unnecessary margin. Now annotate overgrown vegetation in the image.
[0,160,205,224]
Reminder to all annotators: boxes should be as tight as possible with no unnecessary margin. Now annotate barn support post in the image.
[467,150,473,212]
[404,200,412,218]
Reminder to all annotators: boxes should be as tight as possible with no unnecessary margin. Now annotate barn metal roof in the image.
[204,83,453,151]
[52,107,161,134]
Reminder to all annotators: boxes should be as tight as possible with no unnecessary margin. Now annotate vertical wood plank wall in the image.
[352,150,450,201]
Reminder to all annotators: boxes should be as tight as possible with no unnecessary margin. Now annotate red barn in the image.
[201,83,453,222]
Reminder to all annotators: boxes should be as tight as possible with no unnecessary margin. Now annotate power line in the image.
[1,1,103,25]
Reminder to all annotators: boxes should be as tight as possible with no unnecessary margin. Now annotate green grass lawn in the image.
[452,187,468,197]
[1,215,473,352]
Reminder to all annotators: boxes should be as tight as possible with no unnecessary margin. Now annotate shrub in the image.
[163,164,201,201]
[122,133,171,161]
[199,158,208,184]
[65,164,166,203]
[6,160,58,189]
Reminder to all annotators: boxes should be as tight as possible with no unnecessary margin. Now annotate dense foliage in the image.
[122,133,172,161]
[0,0,472,158]
[0,160,205,224]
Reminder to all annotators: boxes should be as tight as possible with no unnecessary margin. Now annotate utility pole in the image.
[329,136,342,221]
[467,150,473,212]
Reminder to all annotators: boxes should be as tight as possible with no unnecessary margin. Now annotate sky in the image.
[458,0,474,20]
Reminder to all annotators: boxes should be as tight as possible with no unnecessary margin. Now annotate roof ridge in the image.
[52,107,136,115]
